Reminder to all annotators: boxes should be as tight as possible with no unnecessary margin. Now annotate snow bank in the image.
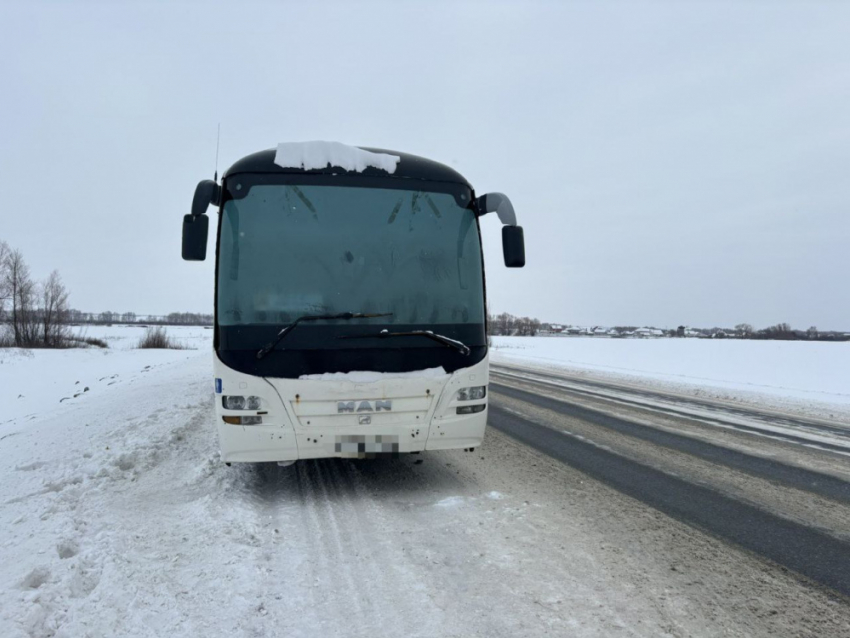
[491,336,850,410]
[0,325,212,427]
[274,141,400,174]
[299,367,447,383]
[0,348,219,638]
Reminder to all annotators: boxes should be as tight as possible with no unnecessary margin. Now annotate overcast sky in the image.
[2,1,848,329]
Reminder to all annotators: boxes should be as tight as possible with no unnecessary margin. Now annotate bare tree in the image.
[4,249,38,346]
[41,270,70,346]
[488,312,514,336]
[0,240,10,321]
[773,322,793,337]
[759,323,796,340]
[734,323,754,338]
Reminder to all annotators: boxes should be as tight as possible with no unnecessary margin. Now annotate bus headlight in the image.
[456,386,486,401]
[222,395,262,410]
[222,395,245,409]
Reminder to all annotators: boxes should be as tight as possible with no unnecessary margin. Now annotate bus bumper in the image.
[214,354,489,463]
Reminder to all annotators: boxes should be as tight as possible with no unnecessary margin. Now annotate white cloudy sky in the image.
[1,1,848,329]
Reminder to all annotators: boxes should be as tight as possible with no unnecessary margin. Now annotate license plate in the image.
[334,435,400,459]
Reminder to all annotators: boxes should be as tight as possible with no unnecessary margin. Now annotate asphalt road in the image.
[488,363,850,598]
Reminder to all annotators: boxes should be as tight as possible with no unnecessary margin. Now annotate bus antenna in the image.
[214,123,221,182]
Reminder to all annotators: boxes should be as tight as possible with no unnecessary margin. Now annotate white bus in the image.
[183,141,524,465]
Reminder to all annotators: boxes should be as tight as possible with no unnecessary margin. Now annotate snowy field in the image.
[0,326,212,427]
[3,327,850,636]
[0,325,726,637]
[491,336,850,418]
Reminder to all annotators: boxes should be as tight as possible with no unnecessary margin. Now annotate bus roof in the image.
[223,147,472,188]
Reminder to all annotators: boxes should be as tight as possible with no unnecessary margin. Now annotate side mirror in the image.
[476,192,516,226]
[192,180,221,217]
[182,214,209,261]
[478,192,525,267]
[184,179,220,261]
[502,226,525,268]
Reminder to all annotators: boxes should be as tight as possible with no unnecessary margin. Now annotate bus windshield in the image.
[217,183,486,336]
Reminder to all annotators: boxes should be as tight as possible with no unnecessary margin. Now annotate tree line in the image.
[488,312,542,336]
[66,311,213,326]
[1,240,212,349]
[487,314,847,341]
[0,240,70,347]
[731,323,843,341]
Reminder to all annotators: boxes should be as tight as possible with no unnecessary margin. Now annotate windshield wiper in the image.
[256,312,393,359]
[339,329,471,356]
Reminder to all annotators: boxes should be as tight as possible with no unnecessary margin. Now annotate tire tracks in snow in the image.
[233,461,395,636]
[234,457,456,638]
[303,460,373,634]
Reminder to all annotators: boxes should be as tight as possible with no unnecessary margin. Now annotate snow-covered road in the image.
[2,341,850,637]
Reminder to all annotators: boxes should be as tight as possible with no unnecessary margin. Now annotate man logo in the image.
[338,400,392,413]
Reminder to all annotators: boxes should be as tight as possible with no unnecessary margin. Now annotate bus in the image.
[182,141,524,465]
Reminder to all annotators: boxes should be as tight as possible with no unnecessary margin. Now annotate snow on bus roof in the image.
[274,141,400,174]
